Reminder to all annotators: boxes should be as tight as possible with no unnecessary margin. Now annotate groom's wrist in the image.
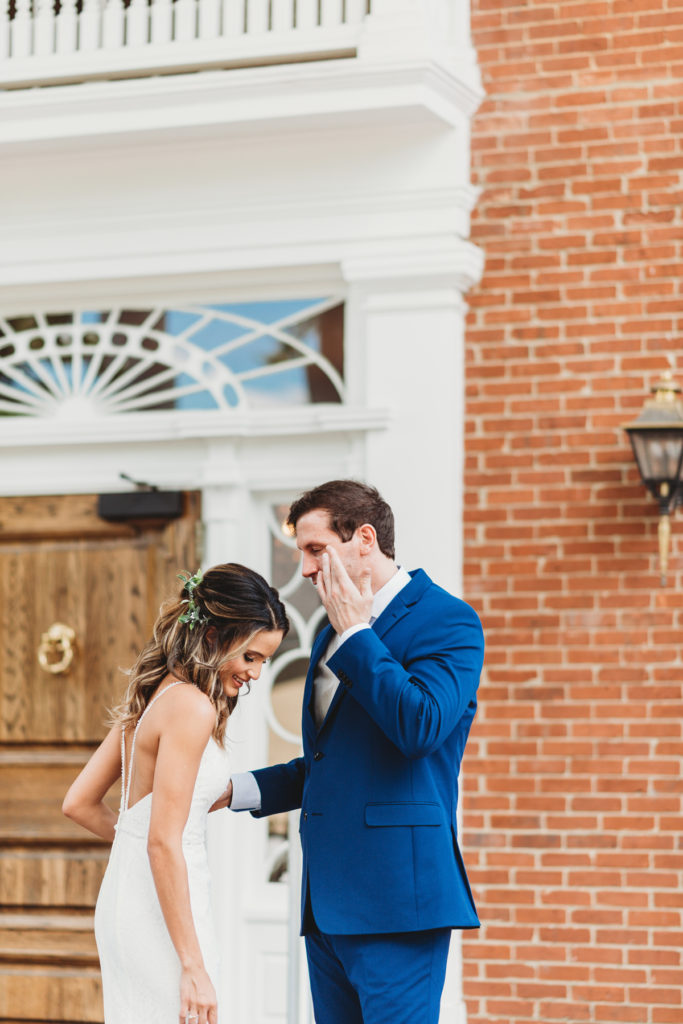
[338,622,371,645]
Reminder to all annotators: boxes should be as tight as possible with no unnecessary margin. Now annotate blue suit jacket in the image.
[252,569,484,936]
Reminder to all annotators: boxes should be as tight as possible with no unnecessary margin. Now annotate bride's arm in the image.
[147,688,217,1024]
[62,726,121,841]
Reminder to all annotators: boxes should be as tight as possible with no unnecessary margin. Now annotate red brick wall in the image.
[462,2,683,1022]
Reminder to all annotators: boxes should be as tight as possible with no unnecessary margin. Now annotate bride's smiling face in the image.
[218,629,283,698]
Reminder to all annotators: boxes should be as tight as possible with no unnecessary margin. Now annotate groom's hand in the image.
[209,780,233,812]
[317,547,373,635]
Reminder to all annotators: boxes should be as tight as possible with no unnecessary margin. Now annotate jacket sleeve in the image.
[250,756,306,818]
[327,599,484,760]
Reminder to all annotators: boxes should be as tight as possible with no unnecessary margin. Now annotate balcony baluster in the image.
[0,0,8,58]
[11,0,32,57]
[102,0,124,49]
[151,0,173,44]
[79,0,101,50]
[246,0,267,34]
[126,0,149,46]
[33,0,55,54]
[55,0,78,53]
[270,0,294,33]
[0,0,375,86]
[174,0,197,41]
[296,0,318,30]
[198,0,220,39]
[346,0,368,20]
[222,0,245,36]
[320,0,343,27]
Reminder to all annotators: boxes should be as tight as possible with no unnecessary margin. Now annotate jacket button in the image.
[313,751,324,761]
[303,812,308,820]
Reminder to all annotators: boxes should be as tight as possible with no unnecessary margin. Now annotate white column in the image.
[202,481,266,1024]
[343,244,481,597]
[343,246,482,1017]
[202,480,300,1024]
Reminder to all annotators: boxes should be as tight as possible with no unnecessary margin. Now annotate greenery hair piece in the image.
[177,569,210,630]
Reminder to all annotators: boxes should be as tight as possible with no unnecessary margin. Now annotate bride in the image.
[63,563,288,1024]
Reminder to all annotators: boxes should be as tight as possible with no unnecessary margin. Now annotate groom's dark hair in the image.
[287,479,395,560]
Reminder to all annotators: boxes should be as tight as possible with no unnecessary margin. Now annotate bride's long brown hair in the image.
[111,563,288,744]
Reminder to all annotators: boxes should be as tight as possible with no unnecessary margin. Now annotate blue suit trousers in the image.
[305,925,451,1024]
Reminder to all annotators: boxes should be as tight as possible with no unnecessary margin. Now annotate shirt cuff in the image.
[230,771,262,812]
[337,622,371,647]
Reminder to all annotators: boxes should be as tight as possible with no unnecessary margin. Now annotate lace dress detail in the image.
[94,683,230,1023]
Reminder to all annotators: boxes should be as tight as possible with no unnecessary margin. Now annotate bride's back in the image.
[122,678,216,812]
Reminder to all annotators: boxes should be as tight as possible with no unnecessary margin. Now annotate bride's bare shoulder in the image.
[156,682,215,726]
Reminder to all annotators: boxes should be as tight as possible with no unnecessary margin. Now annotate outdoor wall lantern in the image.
[624,372,683,585]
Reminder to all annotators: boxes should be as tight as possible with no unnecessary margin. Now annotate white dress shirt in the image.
[231,565,412,812]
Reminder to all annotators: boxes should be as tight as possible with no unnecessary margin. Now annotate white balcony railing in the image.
[0,0,371,88]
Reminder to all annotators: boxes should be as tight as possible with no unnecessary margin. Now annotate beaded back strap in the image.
[120,680,185,814]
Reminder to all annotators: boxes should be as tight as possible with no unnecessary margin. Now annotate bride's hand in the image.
[209,780,233,812]
[179,963,217,1024]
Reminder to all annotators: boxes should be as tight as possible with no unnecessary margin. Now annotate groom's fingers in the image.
[320,550,338,607]
[316,558,328,603]
[325,546,351,592]
[321,550,332,590]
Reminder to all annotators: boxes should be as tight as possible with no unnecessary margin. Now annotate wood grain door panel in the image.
[0,492,200,1023]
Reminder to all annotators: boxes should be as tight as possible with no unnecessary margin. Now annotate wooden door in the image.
[0,492,200,1024]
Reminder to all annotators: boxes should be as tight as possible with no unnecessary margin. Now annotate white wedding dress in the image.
[94,682,230,1023]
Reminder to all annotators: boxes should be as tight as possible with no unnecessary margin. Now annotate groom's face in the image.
[295,508,362,588]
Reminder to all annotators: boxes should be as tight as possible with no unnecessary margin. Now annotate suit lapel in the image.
[372,568,429,640]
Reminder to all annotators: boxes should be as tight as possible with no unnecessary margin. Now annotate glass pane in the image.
[632,432,683,485]
[0,299,344,417]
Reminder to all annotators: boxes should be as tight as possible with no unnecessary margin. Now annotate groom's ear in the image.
[357,523,376,554]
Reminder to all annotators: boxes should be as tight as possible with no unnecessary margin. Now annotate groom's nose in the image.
[301,555,319,580]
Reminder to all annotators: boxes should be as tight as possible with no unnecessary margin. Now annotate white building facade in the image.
[0,3,483,1020]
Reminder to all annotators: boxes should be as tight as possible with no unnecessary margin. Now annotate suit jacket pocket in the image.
[364,802,442,827]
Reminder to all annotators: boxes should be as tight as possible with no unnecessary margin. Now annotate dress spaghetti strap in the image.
[119,680,185,814]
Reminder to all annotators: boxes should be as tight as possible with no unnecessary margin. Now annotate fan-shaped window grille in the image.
[0,299,344,418]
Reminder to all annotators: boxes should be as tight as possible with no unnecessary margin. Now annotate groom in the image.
[230,479,484,1023]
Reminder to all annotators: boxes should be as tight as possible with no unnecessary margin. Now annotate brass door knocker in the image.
[38,623,76,675]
